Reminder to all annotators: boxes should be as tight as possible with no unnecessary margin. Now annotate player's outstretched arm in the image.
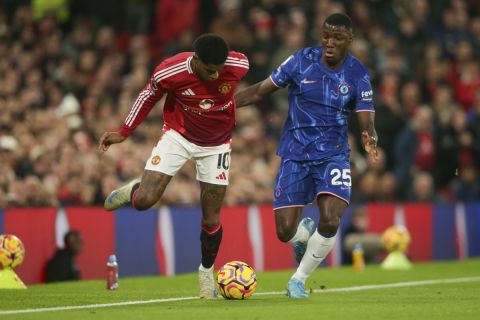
[98,131,127,153]
[99,73,163,153]
[235,78,278,108]
[358,111,379,162]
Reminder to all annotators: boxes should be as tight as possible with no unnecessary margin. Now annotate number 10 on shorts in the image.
[217,152,230,170]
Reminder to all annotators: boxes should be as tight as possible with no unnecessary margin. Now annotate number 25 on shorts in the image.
[330,168,351,187]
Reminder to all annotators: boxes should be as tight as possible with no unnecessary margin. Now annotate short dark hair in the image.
[324,13,353,33]
[64,230,81,245]
[193,33,229,65]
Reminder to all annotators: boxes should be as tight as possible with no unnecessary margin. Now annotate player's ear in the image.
[192,55,204,67]
[347,32,354,43]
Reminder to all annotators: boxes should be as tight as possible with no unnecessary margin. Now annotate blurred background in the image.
[1,0,480,285]
[1,0,480,208]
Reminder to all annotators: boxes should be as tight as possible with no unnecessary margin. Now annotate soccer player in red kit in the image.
[98,34,249,299]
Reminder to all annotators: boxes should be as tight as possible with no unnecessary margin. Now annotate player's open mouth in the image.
[325,51,335,58]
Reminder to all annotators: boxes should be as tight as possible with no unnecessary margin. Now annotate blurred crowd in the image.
[0,0,479,208]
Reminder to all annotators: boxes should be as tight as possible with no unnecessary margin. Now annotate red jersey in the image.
[120,51,249,146]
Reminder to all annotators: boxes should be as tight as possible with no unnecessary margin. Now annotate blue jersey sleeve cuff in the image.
[269,75,284,88]
[355,102,375,112]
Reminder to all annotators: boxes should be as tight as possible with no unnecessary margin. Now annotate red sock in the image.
[201,224,223,268]
[131,188,139,209]
[202,223,221,235]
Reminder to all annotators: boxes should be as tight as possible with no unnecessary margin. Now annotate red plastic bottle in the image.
[107,254,119,290]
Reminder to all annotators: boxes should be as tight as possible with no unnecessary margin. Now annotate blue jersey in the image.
[270,47,374,160]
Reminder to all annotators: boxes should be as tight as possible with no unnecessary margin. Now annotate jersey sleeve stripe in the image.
[125,90,149,125]
[225,59,249,66]
[154,66,187,82]
[153,63,186,80]
[125,90,151,126]
[224,62,249,69]
[153,61,187,78]
[186,56,193,73]
[226,57,249,63]
[155,63,185,75]
[125,90,149,126]
[355,109,375,113]
[155,67,188,82]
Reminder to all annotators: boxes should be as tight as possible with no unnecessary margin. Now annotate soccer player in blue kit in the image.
[235,13,379,298]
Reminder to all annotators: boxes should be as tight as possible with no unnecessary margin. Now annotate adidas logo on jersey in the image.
[215,172,227,180]
[181,89,195,96]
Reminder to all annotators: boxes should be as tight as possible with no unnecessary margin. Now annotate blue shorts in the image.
[273,154,351,209]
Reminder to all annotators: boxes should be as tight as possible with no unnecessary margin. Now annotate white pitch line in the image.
[0,296,198,315]
[254,275,480,296]
[1,276,479,315]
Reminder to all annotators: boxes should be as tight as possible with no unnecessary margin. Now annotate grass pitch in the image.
[0,259,479,320]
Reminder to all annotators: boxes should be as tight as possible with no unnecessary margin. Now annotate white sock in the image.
[199,264,213,272]
[287,221,311,244]
[292,231,337,283]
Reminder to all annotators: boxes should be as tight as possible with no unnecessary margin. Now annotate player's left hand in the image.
[99,131,126,153]
[361,131,378,162]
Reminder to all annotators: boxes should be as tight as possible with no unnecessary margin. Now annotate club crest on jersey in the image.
[199,99,214,110]
[218,82,232,95]
[338,83,350,96]
[151,155,161,165]
[218,82,232,94]
[274,187,282,198]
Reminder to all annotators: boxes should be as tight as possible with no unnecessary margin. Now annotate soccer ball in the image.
[216,261,257,300]
[382,225,411,253]
[0,234,25,269]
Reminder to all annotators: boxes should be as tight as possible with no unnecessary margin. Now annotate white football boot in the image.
[104,178,140,211]
[198,264,217,299]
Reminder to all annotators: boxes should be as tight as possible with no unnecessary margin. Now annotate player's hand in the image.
[99,132,126,153]
[361,131,379,162]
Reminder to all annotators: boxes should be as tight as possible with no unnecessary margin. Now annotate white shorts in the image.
[144,129,231,185]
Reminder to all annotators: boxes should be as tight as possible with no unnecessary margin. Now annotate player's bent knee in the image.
[133,193,157,211]
[134,202,151,211]
[277,233,291,243]
[276,227,294,243]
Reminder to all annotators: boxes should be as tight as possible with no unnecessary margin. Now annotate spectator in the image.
[393,105,435,198]
[377,172,398,202]
[342,207,383,265]
[408,171,436,202]
[45,230,83,283]
[209,0,253,51]
[453,164,480,201]
[0,1,478,207]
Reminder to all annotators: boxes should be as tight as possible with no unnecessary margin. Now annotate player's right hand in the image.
[361,131,379,162]
[99,132,127,153]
